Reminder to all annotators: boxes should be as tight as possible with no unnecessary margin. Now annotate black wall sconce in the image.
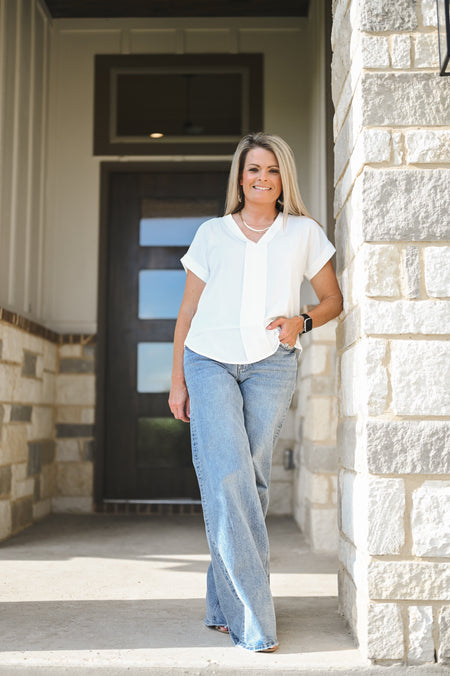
[437,0,450,75]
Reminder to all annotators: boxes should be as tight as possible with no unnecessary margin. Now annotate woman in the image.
[169,132,342,652]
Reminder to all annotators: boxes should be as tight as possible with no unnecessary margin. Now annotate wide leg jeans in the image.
[183,344,298,651]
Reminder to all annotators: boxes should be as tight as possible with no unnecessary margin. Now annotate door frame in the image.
[94,160,231,506]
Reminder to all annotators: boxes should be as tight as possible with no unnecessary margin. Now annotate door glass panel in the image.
[139,217,204,246]
[138,270,185,319]
[137,343,173,393]
[137,417,191,468]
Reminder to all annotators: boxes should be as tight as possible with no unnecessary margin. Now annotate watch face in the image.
[302,314,313,333]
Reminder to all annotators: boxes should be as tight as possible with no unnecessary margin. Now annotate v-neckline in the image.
[226,213,282,245]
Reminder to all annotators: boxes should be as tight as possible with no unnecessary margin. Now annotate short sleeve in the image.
[180,222,210,283]
[304,220,336,281]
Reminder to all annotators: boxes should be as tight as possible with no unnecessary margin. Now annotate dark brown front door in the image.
[99,165,228,502]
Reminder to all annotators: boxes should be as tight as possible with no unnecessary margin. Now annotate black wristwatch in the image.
[300,313,313,334]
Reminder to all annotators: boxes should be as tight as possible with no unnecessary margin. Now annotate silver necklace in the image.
[240,213,276,232]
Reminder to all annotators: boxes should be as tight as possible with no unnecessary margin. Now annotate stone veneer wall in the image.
[0,310,96,540]
[54,341,96,513]
[332,0,450,665]
[294,318,338,552]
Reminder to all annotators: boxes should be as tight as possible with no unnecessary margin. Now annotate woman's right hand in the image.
[169,381,191,423]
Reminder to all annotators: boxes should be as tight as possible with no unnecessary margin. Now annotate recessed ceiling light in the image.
[149,132,164,138]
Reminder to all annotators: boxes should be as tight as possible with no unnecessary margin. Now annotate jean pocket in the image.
[278,342,295,353]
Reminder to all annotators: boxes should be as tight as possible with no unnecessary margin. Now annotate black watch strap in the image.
[300,313,313,334]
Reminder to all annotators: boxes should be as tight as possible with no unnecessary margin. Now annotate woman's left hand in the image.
[267,316,303,348]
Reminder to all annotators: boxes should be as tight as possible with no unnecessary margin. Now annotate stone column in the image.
[294,319,338,552]
[332,0,450,664]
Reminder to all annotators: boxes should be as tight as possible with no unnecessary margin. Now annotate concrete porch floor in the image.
[0,515,446,676]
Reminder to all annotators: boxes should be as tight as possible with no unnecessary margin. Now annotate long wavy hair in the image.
[224,132,313,229]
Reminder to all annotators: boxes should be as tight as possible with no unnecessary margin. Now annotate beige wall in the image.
[0,0,51,321]
[44,15,328,333]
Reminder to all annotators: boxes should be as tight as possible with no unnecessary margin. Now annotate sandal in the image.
[213,625,229,634]
[257,645,278,653]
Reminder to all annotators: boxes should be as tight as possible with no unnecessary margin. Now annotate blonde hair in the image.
[224,132,313,229]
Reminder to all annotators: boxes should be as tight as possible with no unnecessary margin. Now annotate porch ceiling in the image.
[43,0,310,18]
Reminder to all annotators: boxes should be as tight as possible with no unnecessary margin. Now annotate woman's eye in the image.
[248,167,258,172]
[270,169,280,174]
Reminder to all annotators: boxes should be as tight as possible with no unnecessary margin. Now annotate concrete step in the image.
[0,515,447,676]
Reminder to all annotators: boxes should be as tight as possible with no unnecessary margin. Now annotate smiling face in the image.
[239,147,282,208]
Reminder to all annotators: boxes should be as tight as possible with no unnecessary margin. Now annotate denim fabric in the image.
[183,344,298,651]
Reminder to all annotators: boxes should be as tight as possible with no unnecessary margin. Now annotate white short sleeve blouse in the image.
[180,213,336,364]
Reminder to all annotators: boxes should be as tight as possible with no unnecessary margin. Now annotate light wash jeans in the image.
[183,344,298,651]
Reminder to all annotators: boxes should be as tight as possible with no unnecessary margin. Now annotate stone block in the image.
[40,464,56,500]
[439,606,450,663]
[363,299,450,335]
[336,307,360,351]
[421,0,438,27]
[11,405,32,422]
[83,439,95,461]
[11,497,33,532]
[340,470,360,546]
[364,244,402,297]
[81,407,95,424]
[412,481,450,557]
[406,130,450,164]
[403,246,420,298]
[361,73,450,126]
[367,420,450,474]
[30,406,53,440]
[56,462,93,497]
[309,507,338,552]
[43,341,58,373]
[56,439,81,462]
[267,482,292,515]
[367,603,404,660]
[42,372,55,405]
[415,33,440,67]
[391,34,411,69]
[338,567,357,638]
[34,476,40,501]
[13,376,43,405]
[1,425,28,465]
[368,560,450,600]
[367,478,405,555]
[300,344,329,377]
[303,397,336,443]
[59,358,95,374]
[12,474,34,500]
[1,325,24,363]
[392,131,405,165]
[55,423,95,438]
[303,441,337,473]
[310,319,338,343]
[424,247,450,297]
[52,496,92,513]
[27,442,41,476]
[303,467,330,504]
[0,466,12,497]
[408,606,435,663]
[59,344,82,358]
[33,498,51,521]
[56,406,82,423]
[360,168,450,241]
[0,500,12,540]
[365,339,389,416]
[391,340,450,416]
[359,0,417,31]
[21,351,37,378]
[311,375,337,397]
[361,35,390,68]
[56,374,95,406]
[83,344,96,358]
[0,363,17,401]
